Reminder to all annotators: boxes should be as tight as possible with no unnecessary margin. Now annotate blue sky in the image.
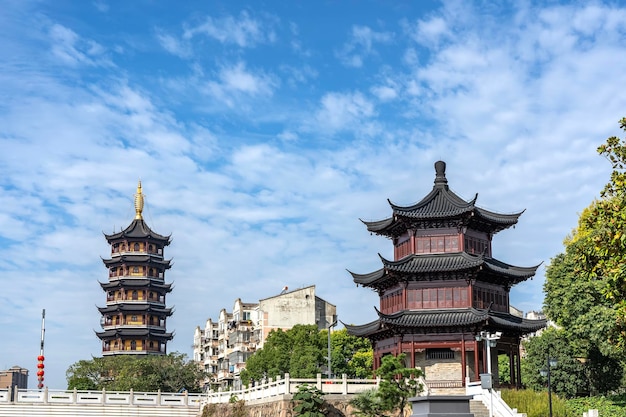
[1,0,626,389]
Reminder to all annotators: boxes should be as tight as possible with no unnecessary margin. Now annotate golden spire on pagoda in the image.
[134,180,144,220]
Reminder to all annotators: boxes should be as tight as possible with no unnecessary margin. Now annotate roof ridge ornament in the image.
[434,160,448,189]
[134,180,144,220]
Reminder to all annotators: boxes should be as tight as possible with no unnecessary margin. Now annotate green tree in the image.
[241,325,373,385]
[66,353,206,392]
[328,328,373,378]
[376,354,423,417]
[498,354,511,385]
[241,324,324,384]
[521,328,587,398]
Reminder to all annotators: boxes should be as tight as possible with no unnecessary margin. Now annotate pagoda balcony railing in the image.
[108,272,165,279]
[101,321,167,328]
[111,248,163,257]
[102,346,166,354]
[106,296,166,304]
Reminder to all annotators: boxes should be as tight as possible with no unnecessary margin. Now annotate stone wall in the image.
[199,395,366,417]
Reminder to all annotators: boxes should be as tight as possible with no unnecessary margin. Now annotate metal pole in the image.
[327,317,337,379]
[547,353,553,417]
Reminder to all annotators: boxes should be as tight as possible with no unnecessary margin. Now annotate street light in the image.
[540,352,558,417]
[327,316,338,379]
[475,331,502,417]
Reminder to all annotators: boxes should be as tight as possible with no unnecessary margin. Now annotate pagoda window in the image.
[394,236,412,260]
[133,266,139,274]
[407,289,422,309]
[131,315,137,322]
[148,244,154,253]
[426,348,454,360]
[121,244,126,251]
[150,341,154,349]
[132,290,138,300]
[134,243,140,251]
[465,236,490,256]
[416,235,460,254]
[131,340,137,351]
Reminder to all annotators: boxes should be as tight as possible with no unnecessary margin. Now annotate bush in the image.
[292,384,326,417]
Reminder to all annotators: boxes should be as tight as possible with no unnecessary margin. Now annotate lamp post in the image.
[327,316,337,379]
[475,331,502,417]
[540,351,558,417]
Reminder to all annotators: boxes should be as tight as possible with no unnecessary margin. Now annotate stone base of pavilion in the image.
[409,396,474,417]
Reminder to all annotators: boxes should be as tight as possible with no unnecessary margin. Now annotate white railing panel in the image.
[160,393,186,406]
[105,392,131,404]
[47,391,74,403]
[132,392,158,405]
[17,390,45,403]
[0,390,9,402]
[76,391,104,404]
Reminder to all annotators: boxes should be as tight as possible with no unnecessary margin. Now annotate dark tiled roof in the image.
[96,328,173,341]
[97,303,173,316]
[104,219,171,244]
[344,308,546,338]
[362,161,522,236]
[102,255,172,268]
[99,279,172,292]
[349,252,539,287]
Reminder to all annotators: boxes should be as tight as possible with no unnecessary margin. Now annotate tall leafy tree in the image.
[241,325,373,385]
[539,117,626,395]
[66,353,206,392]
[328,328,373,378]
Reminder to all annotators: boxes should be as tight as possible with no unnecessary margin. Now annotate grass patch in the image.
[501,389,626,417]
[500,389,574,417]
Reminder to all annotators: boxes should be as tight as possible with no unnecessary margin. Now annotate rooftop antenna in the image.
[36,309,45,389]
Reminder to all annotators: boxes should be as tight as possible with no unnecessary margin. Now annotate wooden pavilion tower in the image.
[96,181,174,356]
[345,161,545,389]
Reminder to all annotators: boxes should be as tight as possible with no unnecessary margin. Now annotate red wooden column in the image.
[473,340,480,380]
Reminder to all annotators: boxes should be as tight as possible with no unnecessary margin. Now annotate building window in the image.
[426,348,454,360]
[132,290,138,300]
[130,340,137,350]
[133,266,139,273]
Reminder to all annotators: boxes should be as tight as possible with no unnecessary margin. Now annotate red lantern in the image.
[37,376,44,382]
[37,363,45,369]
[37,370,44,376]
[37,355,45,361]
[37,383,44,389]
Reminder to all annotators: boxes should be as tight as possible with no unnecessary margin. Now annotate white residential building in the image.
[193,285,336,390]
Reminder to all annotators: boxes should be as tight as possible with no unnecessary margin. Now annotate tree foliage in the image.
[66,352,206,392]
[350,354,423,417]
[539,117,626,396]
[377,354,423,417]
[328,328,373,378]
[240,325,373,385]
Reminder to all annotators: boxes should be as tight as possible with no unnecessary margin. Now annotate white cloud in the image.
[48,23,111,67]
[314,92,376,134]
[156,30,192,58]
[336,25,394,67]
[204,61,276,107]
[183,11,276,47]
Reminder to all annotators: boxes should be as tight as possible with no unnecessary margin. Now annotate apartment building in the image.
[193,285,336,390]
